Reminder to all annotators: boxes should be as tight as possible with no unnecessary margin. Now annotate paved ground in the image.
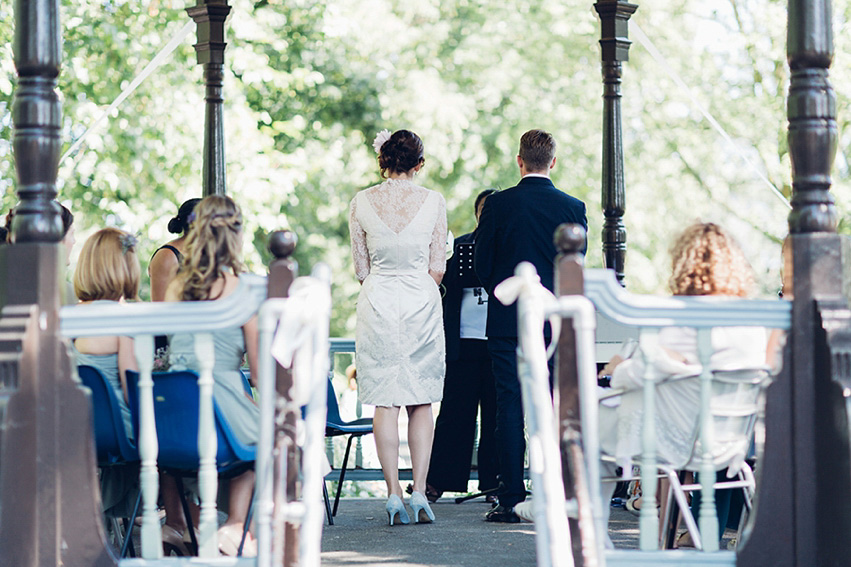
[321,496,738,566]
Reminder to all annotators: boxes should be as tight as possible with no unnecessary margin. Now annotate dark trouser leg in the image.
[488,337,526,508]
[690,470,734,541]
[475,341,499,492]
[427,350,481,492]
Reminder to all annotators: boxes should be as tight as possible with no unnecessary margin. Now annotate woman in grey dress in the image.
[166,195,259,556]
[71,228,140,517]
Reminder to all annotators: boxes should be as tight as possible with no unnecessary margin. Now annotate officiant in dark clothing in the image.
[474,129,587,523]
[424,189,499,503]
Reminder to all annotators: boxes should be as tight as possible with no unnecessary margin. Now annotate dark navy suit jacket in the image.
[474,176,587,338]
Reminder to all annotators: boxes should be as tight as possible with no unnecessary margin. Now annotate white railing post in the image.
[194,332,219,558]
[133,333,162,559]
[496,263,574,567]
[638,330,659,551]
[696,328,719,550]
[256,301,281,567]
[299,265,332,567]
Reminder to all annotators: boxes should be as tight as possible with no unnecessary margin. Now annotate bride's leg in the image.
[406,404,434,495]
[374,405,403,496]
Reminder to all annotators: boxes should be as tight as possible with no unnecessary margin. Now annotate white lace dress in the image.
[349,178,447,407]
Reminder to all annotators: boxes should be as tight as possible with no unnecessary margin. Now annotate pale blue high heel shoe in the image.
[410,491,435,524]
[386,494,410,526]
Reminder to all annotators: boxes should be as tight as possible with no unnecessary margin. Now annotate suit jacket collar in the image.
[516,175,555,189]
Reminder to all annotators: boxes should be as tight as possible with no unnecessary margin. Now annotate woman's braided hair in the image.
[179,195,245,301]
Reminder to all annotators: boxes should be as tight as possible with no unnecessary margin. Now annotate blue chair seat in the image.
[125,370,256,472]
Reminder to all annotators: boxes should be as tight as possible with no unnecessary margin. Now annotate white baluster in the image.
[696,328,719,551]
[300,266,332,567]
[500,263,573,567]
[133,334,162,559]
[194,332,219,558]
[638,329,659,550]
[256,301,282,567]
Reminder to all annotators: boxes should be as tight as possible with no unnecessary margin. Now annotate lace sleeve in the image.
[428,192,448,275]
[349,196,370,282]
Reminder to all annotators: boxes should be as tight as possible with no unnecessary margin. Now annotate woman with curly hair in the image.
[595,222,767,546]
[165,195,259,556]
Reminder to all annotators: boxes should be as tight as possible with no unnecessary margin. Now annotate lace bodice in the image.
[349,178,447,282]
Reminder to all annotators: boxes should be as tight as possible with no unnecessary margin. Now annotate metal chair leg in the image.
[332,435,356,516]
[174,476,199,554]
[120,490,143,558]
[323,481,334,526]
[238,487,255,556]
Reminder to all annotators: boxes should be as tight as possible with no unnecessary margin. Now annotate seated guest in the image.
[149,198,200,302]
[165,195,259,556]
[70,227,140,517]
[597,222,767,546]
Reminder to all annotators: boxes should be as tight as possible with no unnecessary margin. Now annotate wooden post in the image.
[0,0,114,564]
[267,230,300,567]
[738,0,851,565]
[187,0,231,197]
[594,0,637,285]
[554,224,595,567]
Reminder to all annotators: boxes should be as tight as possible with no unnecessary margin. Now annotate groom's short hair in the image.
[518,129,556,172]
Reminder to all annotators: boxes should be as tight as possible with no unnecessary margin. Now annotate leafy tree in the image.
[1,0,849,337]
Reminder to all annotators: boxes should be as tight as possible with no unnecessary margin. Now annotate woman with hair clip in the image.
[165,195,259,556]
[149,198,201,302]
[349,129,447,526]
[70,227,140,518]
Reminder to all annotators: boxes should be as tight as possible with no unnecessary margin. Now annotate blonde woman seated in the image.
[596,223,767,543]
[165,195,259,556]
[71,228,140,517]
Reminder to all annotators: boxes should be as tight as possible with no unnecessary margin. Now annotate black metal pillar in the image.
[187,0,231,197]
[594,0,636,285]
[738,0,851,565]
[0,0,114,565]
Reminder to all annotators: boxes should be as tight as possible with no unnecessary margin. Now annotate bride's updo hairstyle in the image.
[179,195,245,301]
[378,129,425,178]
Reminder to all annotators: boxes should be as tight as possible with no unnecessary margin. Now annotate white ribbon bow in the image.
[270,275,332,406]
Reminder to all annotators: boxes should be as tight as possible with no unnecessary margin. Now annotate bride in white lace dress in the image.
[349,129,447,525]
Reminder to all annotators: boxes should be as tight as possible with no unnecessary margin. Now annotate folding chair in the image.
[600,367,770,550]
[325,378,373,522]
[659,367,770,550]
[77,365,141,558]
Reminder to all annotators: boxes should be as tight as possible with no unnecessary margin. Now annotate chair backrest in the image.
[688,367,770,473]
[125,370,255,471]
[325,377,344,427]
[77,365,139,465]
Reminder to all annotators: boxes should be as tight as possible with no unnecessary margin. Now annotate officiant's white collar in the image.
[522,173,550,180]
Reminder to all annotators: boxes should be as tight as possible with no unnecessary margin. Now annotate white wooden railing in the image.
[60,267,331,566]
[504,263,792,567]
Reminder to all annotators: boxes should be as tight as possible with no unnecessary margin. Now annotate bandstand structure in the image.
[1,0,849,565]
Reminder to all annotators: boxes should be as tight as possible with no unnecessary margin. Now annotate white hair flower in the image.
[372,129,392,154]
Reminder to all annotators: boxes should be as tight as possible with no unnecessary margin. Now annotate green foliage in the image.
[1,0,849,333]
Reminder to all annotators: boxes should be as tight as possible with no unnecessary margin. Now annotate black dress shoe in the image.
[485,505,521,523]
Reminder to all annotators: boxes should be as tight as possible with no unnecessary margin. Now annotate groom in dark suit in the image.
[474,129,587,522]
